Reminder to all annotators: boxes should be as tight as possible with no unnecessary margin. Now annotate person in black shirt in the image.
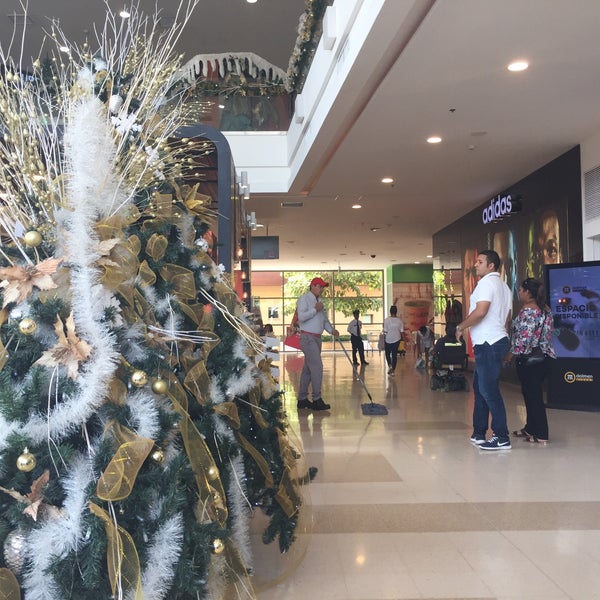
[347,309,368,365]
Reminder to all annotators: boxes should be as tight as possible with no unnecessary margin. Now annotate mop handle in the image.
[337,338,374,402]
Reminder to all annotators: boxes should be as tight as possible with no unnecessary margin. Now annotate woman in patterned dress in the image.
[507,277,556,444]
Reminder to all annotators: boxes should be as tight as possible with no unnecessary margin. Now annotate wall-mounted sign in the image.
[481,194,520,224]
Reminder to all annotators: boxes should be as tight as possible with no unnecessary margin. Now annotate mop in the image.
[337,339,388,415]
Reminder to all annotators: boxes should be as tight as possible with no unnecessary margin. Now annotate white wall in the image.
[580,129,600,261]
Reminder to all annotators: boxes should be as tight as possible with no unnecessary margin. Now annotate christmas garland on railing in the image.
[286,0,331,94]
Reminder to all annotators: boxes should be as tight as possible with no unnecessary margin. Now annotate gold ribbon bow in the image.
[247,386,269,430]
[213,402,241,429]
[183,358,212,405]
[213,281,240,314]
[0,309,8,372]
[145,233,168,262]
[89,503,143,600]
[159,264,197,301]
[96,422,154,501]
[0,568,20,599]
[274,428,302,517]
[234,431,274,489]
[164,377,228,526]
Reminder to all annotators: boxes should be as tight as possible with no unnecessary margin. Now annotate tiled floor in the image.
[251,350,600,600]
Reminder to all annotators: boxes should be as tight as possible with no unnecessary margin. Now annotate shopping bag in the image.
[377,333,385,351]
[284,327,302,350]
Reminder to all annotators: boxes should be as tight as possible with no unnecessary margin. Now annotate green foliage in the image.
[331,271,383,317]
[282,270,383,318]
[433,269,448,316]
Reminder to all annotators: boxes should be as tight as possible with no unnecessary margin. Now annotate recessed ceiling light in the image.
[381,177,394,184]
[426,255,432,258]
[414,261,421,264]
[119,9,131,18]
[370,227,380,232]
[352,204,362,209]
[59,45,70,54]
[247,0,258,3]
[507,60,528,72]
[427,136,442,144]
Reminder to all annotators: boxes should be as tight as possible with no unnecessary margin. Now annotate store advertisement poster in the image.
[546,262,600,358]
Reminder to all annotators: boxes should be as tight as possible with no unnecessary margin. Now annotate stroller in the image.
[430,340,469,392]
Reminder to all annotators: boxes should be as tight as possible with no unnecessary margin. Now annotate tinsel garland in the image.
[0,3,312,599]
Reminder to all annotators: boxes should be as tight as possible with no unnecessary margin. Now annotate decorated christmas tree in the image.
[0,4,311,598]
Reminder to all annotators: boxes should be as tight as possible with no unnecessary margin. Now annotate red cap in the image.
[310,277,329,287]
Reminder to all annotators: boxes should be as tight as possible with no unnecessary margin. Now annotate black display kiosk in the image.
[546,261,600,410]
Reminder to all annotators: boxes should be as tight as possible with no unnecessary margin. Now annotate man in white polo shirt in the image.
[457,250,512,450]
[296,277,339,411]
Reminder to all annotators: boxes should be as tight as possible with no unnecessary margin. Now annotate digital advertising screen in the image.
[251,236,279,260]
[545,261,600,410]
[546,261,600,359]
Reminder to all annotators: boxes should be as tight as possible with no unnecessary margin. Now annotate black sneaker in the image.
[297,398,313,410]
[361,361,369,365]
[470,434,486,445]
[479,435,511,451]
[312,398,331,411]
[352,361,359,365]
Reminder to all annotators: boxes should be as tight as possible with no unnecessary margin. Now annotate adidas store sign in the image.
[481,194,521,224]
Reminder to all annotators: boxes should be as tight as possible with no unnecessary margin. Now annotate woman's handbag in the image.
[284,326,302,350]
[523,345,545,366]
[522,310,549,366]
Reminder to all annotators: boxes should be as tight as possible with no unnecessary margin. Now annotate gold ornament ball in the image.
[151,378,168,394]
[130,370,148,387]
[207,465,219,481]
[151,448,165,464]
[23,230,43,247]
[18,318,37,335]
[211,538,225,555]
[16,448,36,472]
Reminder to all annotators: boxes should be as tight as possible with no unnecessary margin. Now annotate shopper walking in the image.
[457,250,512,450]
[507,277,556,444]
[383,305,404,375]
[416,325,434,367]
[296,277,339,411]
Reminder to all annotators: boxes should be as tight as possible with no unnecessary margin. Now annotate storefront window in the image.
[251,270,384,347]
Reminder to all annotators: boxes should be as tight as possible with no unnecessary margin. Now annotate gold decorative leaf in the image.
[0,258,63,308]
[35,312,92,379]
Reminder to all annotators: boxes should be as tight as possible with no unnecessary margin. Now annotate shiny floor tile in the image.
[304,452,402,482]
[253,351,600,600]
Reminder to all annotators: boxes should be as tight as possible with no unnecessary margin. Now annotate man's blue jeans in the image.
[472,337,510,439]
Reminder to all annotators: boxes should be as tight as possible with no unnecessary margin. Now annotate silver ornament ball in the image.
[3,528,27,575]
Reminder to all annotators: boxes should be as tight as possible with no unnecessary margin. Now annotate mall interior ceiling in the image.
[3,0,600,271]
